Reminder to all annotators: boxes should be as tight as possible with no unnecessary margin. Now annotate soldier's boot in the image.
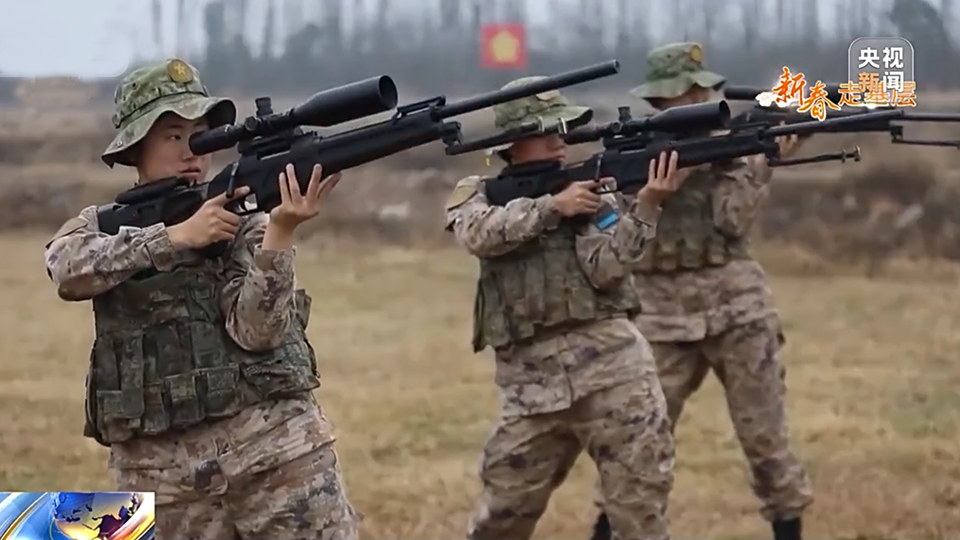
[589,511,611,540]
[772,518,802,540]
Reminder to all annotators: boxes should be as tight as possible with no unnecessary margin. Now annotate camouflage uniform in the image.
[43,59,359,540]
[445,78,675,540]
[591,43,812,540]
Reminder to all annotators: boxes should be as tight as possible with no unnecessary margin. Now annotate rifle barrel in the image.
[435,60,620,119]
[765,109,904,137]
[723,85,765,101]
[900,112,960,122]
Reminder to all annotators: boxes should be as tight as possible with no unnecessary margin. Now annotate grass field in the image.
[2,232,960,539]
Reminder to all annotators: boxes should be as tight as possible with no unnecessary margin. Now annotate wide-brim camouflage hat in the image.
[629,42,726,100]
[485,104,593,155]
[630,70,726,100]
[102,58,237,167]
[102,94,236,167]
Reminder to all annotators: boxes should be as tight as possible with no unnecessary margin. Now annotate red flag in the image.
[480,23,527,70]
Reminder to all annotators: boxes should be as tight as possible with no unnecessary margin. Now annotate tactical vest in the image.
[472,222,640,351]
[635,168,750,273]
[84,257,320,446]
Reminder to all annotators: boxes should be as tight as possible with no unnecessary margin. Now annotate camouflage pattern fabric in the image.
[649,316,812,522]
[626,156,814,521]
[466,319,674,540]
[110,396,360,540]
[630,42,726,100]
[44,208,295,351]
[484,76,593,155]
[445,79,675,539]
[102,58,236,167]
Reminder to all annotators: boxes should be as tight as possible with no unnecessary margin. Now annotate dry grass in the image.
[2,232,960,539]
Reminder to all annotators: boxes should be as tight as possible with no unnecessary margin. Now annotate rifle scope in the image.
[638,100,730,133]
[190,75,399,155]
[564,101,730,145]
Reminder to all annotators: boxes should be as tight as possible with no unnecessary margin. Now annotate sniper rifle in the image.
[97,61,622,257]
[477,108,910,206]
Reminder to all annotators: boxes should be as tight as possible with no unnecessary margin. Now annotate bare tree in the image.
[151,0,163,55]
[740,0,763,51]
[175,0,186,55]
[262,0,277,58]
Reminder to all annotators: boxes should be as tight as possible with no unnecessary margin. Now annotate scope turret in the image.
[189,75,399,155]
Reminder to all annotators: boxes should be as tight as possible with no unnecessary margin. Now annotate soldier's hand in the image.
[774,122,802,159]
[596,176,617,192]
[637,151,687,207]
[269,163,341,231]
[167,186,251,250]
[554,180,602,216]
[777,133,801,158]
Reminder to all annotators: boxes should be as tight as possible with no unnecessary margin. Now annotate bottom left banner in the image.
[0,492,154,540]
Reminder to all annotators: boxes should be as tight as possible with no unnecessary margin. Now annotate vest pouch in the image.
[92,336,146,443]
[653,241,680,272]
[238,341,319,399]
[703,233,731,266]
[83,351,110,447]
[237,290,320,399]
[471,280,487,353]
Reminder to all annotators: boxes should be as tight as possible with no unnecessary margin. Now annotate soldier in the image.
[589,42,812,540]
[445,77,690,540]
[43,58,359,540]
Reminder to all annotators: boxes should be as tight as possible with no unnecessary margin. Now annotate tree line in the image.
[0,0,955,104]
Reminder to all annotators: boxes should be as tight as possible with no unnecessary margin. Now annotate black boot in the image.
[590,511,611,540]
[772,518,802,540]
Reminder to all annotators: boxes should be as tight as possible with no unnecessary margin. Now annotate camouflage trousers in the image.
[639,315,813,521]
[109,397,359,540]
[468,375,675,540]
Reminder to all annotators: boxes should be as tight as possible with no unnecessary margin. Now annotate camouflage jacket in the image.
[632,159,780,342]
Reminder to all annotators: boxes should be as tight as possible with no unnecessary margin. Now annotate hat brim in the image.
[102,94,237,167]
[486,105,593,155]
[629,70,727,100]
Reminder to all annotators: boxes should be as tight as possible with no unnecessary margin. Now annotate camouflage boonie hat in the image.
[487,76,593,154]
[102,58,237,167]
[630,42,726,100]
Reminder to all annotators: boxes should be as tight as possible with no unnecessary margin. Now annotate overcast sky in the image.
[2,0,563,77]
[1,0,864,79]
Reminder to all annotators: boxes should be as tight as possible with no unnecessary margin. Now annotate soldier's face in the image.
[653,86,714,110]
[509,134,567,163]
[137,113,212,184]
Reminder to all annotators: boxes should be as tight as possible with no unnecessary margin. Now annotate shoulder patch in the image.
[45,217,86,248]
[445,176,482,211]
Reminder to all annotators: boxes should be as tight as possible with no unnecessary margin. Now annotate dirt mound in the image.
[761,160,960,274]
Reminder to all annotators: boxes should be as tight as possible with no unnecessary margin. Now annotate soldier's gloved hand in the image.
[269,163,341,232]
[554,180,602,216]
[167,186,251,250]
[637,151,688,208]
